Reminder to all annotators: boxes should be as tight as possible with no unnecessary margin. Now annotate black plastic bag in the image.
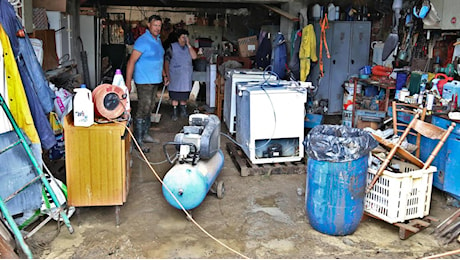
[305,125,378,162]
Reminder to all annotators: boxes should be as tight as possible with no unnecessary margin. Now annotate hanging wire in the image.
[99,95,249,259]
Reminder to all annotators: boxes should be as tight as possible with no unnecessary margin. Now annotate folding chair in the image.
[392,101,427,158]
[367,111,456,193]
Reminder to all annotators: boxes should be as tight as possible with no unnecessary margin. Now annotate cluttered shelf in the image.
[346,76,396,128]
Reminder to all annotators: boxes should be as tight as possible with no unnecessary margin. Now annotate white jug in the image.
[327,3,336,21]
[371,41,385,65]
[73,84,94,127]
[312,4,321,21]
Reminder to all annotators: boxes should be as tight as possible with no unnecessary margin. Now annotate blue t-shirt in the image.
[133,30,164,84]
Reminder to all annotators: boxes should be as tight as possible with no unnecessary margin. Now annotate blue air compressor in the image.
[162,114,224,211]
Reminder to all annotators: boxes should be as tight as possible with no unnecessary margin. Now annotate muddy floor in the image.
[28,99,460,259]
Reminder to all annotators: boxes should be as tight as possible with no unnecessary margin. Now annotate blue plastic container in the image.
[304,113,324,129]
[306,155,368,235]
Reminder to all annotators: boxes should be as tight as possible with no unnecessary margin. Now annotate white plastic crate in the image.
[364,159,436,224]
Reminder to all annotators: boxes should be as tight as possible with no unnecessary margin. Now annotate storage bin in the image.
[304,113,323,129]
[365,159,436,224]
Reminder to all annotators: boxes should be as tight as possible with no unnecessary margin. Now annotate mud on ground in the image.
[29,101,460,259]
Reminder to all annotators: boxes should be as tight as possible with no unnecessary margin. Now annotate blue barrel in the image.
[306,155,368,235]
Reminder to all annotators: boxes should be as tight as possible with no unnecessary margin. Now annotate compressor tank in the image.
[162,150,224,210]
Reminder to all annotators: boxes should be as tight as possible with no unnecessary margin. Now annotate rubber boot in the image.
[143,116,159,144]
[172,106,178,121]
[134,118,150,153]
[179,105,188,118]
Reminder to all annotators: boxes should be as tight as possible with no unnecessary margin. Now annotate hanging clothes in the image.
[271,32,287,79]
[0,28,11,134]
[0,0,55,114]
[299,24,318,81]
[288,29,302,81]
[0,0,56,150]
[255,32,272,70]
[0,24,40,144]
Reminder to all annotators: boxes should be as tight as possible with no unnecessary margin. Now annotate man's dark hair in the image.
[148,15,162,22]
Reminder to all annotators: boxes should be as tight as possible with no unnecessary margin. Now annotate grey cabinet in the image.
[311,21,371,115]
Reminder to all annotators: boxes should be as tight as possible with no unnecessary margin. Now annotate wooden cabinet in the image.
[63,115,131,207]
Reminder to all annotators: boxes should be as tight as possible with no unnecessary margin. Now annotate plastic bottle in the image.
[327,3,336,21]
[312,4,321,21]
[112,69,130,111]
[73,84,94,127]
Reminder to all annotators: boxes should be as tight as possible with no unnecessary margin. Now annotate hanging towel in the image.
[299,24,318,81]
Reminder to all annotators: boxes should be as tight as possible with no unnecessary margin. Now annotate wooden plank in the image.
[260,4,299,22]
[226,142,251,177]
[394,217,434,240]
[225,142,305,176]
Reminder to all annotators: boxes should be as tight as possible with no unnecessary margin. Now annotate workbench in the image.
[420,115,460,200]
[351,77,395,127]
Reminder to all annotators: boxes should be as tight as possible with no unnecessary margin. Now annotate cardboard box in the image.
[356,117,380,130]
[237,35,258,57]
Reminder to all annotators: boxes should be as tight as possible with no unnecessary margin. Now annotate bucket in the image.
[343,83,362,111]
[306,155,368,235]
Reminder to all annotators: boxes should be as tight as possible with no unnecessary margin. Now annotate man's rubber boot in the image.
[134,118,150,153]
[143,116,159,144]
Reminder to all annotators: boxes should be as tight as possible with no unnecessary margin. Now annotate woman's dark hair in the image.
[176,29,189,36]
[148,15,162,22]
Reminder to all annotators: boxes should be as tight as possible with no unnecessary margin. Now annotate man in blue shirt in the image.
[126,15,169,153]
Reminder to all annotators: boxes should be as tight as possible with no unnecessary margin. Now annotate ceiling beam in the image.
[177,0,290,2]
[260,4,298,21]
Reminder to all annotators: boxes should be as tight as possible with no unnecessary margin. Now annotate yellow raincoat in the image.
[299,24,318,82]
[0,24,40,143]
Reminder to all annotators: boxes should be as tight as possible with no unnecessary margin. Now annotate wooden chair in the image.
[392,101,427,158]
[367,111,456,193]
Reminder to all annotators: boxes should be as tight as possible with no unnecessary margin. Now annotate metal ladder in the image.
[0,93,74,258]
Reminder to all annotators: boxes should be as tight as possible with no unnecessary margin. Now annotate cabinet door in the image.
[65,120,126,207]
[349,22,371,76]
[328,22,351,114]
